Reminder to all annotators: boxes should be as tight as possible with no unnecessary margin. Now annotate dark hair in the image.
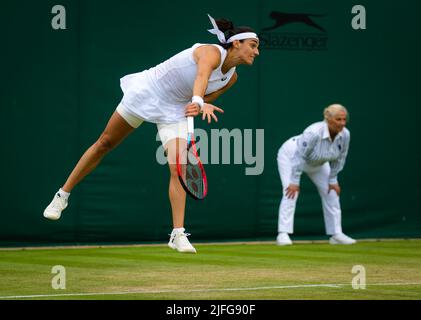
[214,18,255,49]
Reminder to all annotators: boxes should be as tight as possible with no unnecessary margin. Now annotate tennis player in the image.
[43,15,260,253]
[276,104,356,246]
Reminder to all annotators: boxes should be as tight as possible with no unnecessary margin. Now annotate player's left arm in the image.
[204,72,238,103]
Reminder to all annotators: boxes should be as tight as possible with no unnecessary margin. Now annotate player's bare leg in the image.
[166,138,196,253]
[44,112,134,220]
[166,138,187,228]
[63,112,135,192]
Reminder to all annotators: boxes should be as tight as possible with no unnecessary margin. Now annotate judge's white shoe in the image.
[168,228,197,253]
[276,232,293,246]
[43,193,68,220]
[329,233,356,245]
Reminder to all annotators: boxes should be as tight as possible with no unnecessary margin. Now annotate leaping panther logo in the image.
[261,11,326,32]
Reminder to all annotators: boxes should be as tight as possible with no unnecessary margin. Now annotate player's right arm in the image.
[185,45,224,123]
[192,45,221,98]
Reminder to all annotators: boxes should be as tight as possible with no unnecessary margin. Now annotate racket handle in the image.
[187,116,194,134]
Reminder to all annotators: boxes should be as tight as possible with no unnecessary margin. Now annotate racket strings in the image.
[178,149,205,199]
[176,137,207,200]
[185,150,205,198]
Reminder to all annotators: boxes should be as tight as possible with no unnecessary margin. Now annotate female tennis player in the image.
[43,15,260,253]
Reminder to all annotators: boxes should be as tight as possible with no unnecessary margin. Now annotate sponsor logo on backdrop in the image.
[259,11,328,51]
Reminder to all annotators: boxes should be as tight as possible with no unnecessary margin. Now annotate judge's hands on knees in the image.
[328,184,341,196]
[185,102,224,124]
[285,183,341,199]
[285,184,300,199]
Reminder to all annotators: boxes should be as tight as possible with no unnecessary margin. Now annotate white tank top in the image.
[146,43,236,103]
[119,43,236,123]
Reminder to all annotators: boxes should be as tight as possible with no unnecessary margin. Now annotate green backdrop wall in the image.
[1,0,420,245]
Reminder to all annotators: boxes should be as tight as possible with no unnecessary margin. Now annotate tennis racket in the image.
[176,116,208,200]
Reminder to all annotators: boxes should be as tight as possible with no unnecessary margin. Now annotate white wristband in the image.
[192,96,204,110]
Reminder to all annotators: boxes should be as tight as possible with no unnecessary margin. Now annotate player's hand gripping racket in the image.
[176,116,208,200]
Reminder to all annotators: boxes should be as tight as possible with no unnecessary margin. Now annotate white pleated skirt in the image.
[119,70,188,124]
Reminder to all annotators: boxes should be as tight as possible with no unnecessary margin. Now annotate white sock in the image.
[172,227,185,234]
[58,188,70,200]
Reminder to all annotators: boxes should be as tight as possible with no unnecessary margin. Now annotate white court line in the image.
[0,238,418,251]
[1,282,421,299]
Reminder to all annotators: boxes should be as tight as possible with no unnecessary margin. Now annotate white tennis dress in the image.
[119,43,236,124]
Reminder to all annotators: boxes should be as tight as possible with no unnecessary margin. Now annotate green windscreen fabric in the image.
[1,0,420,246]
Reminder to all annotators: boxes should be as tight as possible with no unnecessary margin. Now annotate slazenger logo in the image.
[259,10,328,51]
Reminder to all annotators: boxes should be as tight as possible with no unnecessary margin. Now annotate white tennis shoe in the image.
[168,228,197,253]
[276,232,293,246]
[43,193,68,220]
[329,233,356,245]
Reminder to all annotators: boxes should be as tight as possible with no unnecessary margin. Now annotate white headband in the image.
[207,14,258,44]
